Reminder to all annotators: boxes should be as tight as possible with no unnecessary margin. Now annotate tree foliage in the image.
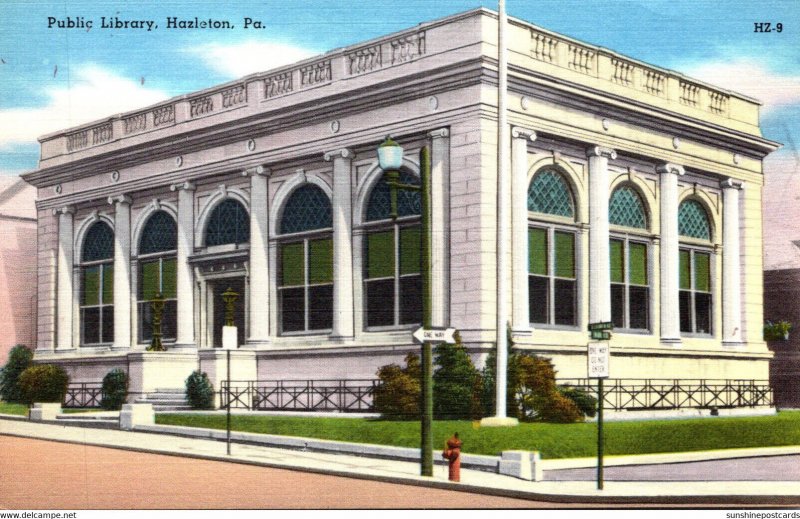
[100,369,129,410]
[186,370,215,410]
[0,345,34,403]
[17,364,69,405]
[432,332,483,420]
[373,354,421,419]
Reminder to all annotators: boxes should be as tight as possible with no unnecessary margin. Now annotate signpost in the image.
[587,321,612,490]
[412,327,457,345]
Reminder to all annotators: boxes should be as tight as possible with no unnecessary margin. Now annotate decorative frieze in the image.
[642,69,665,96]
[66,130,89,152]
[530,31,557,63]
[709,91,729,115]
[264,71,293,98]
[611,58,634,86]
[679,81,700,107]
[153,105,175,127]
[347,45,382,75]
[123,113,147,134]
[300,60,332,87]
[390,31,426,65]
[567,44,594,74]
[190,95,214,118]
[221,84,246,108]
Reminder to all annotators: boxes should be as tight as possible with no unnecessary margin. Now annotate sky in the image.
[1,0,798,177]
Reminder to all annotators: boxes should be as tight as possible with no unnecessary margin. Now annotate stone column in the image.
[511,127,536,336]
[243,166,270,346]
[587,146,616,324]
[54,206,75,350]
[428,129,451,328]
[324,148,355,339]
[657,163,685,344]
[108,195,132,349]
[721,178,744,345]
[170,181,196,348]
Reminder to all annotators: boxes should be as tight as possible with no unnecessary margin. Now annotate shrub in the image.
[100,369,129,410]
[17,364,69,405]
[515,355,583,423]
[559,385,598,418]
[373,354,420,419]
[185,370,215,409]
[433,332,483,420]
[0,345,34,403]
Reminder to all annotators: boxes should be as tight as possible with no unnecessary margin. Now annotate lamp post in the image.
[147,292,166,352]
[377,136,433,477]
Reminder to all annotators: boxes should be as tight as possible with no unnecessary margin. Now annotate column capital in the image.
[323,148,354,161]
[656,163,685,176]
[52,205,75,216]
[241,165,270,177]
[170,181,196,192]
[511,127,537,141]
[586,146,617,160]
[107,194,132,206]
[428,128,450,139]
[720,178,745,190]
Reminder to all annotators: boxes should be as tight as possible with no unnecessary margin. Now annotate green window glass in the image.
[367,231,394,279]
[80,222,114,345]
[83,266,100,306]
[679,248,713,335]
[694,252,710,292]
[161,258,177,299]
[554,232,574,279]
[281,242,305,287]
[528,228,547,276]
[137,211,178,344]
[528,227,576,326]
[610,238,650,331]
[609,239,624,284]
[308,238,333,284]
[629,242,647,286]
[679,250,691,290]
[399,227,421,275]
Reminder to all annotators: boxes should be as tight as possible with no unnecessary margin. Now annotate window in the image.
[278,185,333,333]
[137,211,177,343]
[363,172,422,328]
[80,221,114,345]
[678,199,713,335]
[527,168,577,327]
[610,239,649,330]
[608,185,650,331]
[205,199,249,246]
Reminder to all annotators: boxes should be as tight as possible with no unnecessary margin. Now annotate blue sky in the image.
[1,0,798,175]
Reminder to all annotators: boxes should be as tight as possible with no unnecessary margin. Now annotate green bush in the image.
[185,370,215,409]
[433,332,483,420]
[559,385,598,418]
[373,354,421,419]
[0,345,34,403]
[17,364,69,405]
[100,369,129,410]
[515,355,583,423]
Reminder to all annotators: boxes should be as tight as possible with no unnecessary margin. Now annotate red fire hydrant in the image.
[442,432,462,482]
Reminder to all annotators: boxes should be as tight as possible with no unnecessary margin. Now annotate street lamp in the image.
[377,136,434,477]
[147,292,166,352]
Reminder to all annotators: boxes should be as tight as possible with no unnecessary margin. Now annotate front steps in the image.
[134,388,192,412]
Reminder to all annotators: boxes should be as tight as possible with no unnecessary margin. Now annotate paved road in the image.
[0,435,559,509]
[545,455,800,482]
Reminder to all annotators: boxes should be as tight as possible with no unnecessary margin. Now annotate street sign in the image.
[587,342,610,378]
[588,321,613,331]
[412,327,457,344]
[590,330,612,341]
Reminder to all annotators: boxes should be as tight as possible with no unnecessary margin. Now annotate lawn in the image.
[0,401,28,416]
[156,411,800,459]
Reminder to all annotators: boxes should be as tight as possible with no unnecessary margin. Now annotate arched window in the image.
[278,185,333,333]
[527,169,577,326]
[363,171,422,328]
[205,199,250,246]
[137,211,178,343]
[609,185,650,331]
[80,221,114,345]
[678,199,713,335]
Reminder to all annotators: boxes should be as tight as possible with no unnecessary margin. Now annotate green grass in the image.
[0,401,28,416]
[156,411,800,459]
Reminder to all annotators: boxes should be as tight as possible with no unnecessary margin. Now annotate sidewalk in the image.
[1,415,799,505]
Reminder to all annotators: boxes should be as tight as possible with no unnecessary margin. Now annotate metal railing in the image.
[558,379,773,411]
[63,382,103,408]
[220,379,379,413]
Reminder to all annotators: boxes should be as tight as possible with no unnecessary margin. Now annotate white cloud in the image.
[0,64,169,148]
[681,59,800,112]
[184,40,319,78]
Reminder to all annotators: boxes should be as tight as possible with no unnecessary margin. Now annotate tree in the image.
[433,332,483,420]
[17,364,69,405]
[373,354,420,419]
[0,345,34,403]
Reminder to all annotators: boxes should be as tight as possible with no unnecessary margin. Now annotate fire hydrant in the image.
[442,432,462,482]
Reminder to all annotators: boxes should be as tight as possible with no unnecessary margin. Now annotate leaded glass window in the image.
[528,227,577,326]
[609,186,647,229]
[80,221,114,345]
[137,211,177,343]
[679,248,713,335]
[610,238,650,331]
[280,185,332,234]
[366,171,421,222]
[205,199,250,246]
[678,200,711,240]
[528,169,574,218]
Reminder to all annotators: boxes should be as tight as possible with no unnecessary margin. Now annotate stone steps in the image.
[135,388,191,412]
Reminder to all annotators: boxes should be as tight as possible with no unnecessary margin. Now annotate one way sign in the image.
[412,327,457,344]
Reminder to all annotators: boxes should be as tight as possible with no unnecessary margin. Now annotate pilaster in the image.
[169,181,197,348]
[657,163,685,345]
[511,127,536,336]
[428,128,451,328]
[54,206,75,351]
[587,146,616,325]
[108,195,132,349]
[721,178,744,346]
[242,166,271,347]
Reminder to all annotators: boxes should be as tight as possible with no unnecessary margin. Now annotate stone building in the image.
[22,9,779,411]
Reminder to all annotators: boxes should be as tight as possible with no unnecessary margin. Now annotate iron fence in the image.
[558,379,773,411]
[63,382,103,408]
[221,379,379,412]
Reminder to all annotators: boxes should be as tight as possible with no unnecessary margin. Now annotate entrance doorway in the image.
[211,277,246,347]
